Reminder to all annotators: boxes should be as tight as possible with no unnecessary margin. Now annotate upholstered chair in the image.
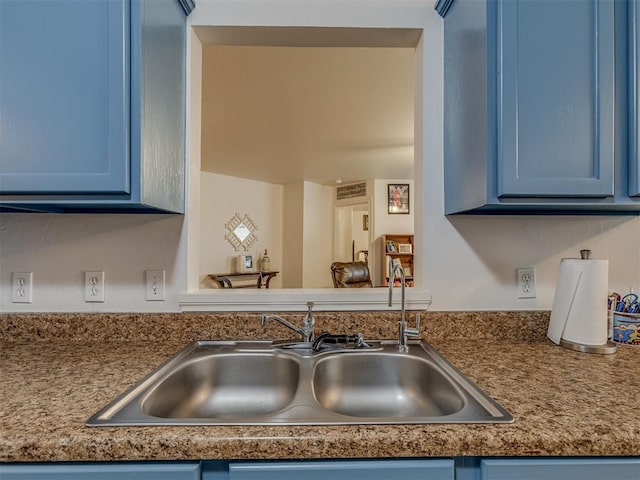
[330,261,373,288]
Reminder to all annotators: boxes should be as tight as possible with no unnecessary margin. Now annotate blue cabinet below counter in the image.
[0,462,201,480]
[225,460,454,480]
[480,458,640,480]
[2,458,639,479]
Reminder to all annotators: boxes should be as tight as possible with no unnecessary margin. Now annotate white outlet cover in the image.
[12,272,33,303]
[516,267,537,299]
[85,271,105,302]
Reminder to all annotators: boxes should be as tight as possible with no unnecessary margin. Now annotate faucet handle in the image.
[403,313,420,339]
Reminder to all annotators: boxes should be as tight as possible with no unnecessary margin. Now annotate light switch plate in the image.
[146,270,165,301]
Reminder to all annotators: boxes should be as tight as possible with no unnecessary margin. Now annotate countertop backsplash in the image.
[0,310,551,343]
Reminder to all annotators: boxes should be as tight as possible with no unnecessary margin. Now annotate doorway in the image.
[334,203,371,267]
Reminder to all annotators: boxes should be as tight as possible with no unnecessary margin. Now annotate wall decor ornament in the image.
[225,213,258,251]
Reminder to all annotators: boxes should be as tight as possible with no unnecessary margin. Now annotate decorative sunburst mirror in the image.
[225,213,258,251]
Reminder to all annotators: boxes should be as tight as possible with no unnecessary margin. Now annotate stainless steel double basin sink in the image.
[87,340,513,426]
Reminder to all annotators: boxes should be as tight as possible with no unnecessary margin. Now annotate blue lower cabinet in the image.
[480,458,640,480]
[226,459,454,480]
[0,462,201,480]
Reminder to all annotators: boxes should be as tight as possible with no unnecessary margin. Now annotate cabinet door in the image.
[0,0,129,194]
[480,458,640,480]
[228,459,454,480]
[0,462,201,480]
[497,0,615,198]
[630,0,640,197]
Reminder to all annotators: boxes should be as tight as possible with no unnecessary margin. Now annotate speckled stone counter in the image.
[1,312,639,462]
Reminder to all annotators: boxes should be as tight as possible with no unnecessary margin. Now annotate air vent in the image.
[337,182,367,200]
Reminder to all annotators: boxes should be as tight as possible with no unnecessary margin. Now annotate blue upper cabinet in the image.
[444,0,638,214]
[631,0,640,197]
[497,0,614,198]
[0,0,129,195]
[0,0,190,213]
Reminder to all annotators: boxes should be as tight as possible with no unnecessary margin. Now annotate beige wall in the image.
[199,172,283,288]
[0,213,186,312]
[302,181,334,288]
[282,182,304,287]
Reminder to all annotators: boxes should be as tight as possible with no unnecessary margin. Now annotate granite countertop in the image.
[1,312,639,462]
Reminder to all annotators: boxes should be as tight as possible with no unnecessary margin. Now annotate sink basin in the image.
[87,340,513,426]
[313,354,464,417]
[142,353,299,418]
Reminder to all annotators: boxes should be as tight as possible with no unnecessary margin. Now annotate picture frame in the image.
[398,243,412,254]
[235,254,254,273]
[363,214,369,231]
[385,240,396,253]
[388,184,410,214]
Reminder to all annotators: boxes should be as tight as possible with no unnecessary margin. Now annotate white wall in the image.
[371,179,415,286]
[199,172,283,288]
[0,213,186,312]
[334,206,353,263]
[302,181,334,288]
[282,182,304,287]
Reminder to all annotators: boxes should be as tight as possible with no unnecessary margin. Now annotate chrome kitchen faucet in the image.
[261,301,316,343]
[388,264,420,352]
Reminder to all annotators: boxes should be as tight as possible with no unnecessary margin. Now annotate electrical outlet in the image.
[517,267,536,299]
[85,271,105,302]
[146,270,165,301]
[12,272,33,303]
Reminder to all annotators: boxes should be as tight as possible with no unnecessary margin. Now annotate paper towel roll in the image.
[547,258,608,346]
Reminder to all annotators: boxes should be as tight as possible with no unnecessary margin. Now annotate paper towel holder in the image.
[558,338,617,354]
[548,250,617,355]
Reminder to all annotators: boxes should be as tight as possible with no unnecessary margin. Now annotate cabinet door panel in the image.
[481,458,640,480]
[0,0,129,194]
[631,0,640,197]
[229,460,454,480]
[0,462,201,480]
[497,0,614,198]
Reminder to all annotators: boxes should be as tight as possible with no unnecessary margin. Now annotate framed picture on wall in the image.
[363,214,369,231]
[388,184,410,214]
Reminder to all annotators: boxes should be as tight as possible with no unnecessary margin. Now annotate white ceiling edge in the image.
[179,288,431,312]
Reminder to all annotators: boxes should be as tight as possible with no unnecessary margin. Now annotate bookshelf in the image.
[381,234,414,287]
